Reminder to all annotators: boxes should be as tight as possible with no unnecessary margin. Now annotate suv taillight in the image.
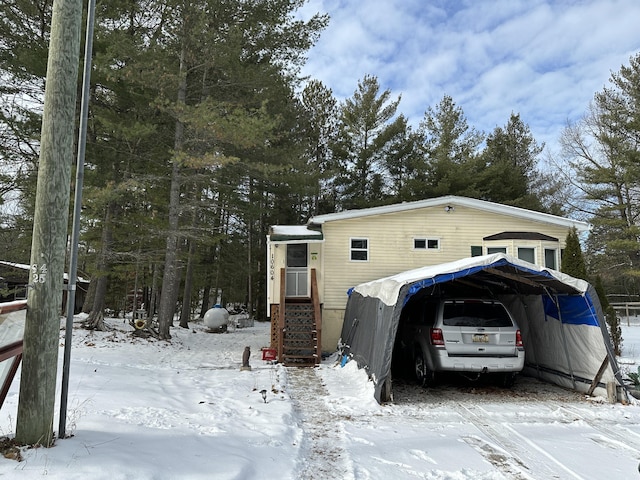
[516,329,523,348]
[430,328,444,346]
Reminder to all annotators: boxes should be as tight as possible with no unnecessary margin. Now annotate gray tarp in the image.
[339,254,626,403]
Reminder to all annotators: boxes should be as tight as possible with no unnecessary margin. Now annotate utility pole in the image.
[15,0,83,447]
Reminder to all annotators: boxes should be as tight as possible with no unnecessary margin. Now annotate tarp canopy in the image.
[339,253,626,403]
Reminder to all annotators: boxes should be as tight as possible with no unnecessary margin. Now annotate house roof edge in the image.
[308,196,590,232]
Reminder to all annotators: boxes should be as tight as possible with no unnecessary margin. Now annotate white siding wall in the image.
[319,204,570,313]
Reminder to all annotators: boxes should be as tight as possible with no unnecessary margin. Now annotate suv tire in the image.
[414,349,433,387]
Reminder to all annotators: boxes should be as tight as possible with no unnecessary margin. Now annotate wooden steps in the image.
[281,302,318,366]
[274,268,322,367]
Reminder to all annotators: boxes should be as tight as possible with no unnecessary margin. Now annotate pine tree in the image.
[561,53,640,296]
[300,80,339,215]
[383,116,421,202]
[0,0,53,261]
[561,227,588,280]
[332,74,405,209]
[478,113,544,210]
[415,95,484,198]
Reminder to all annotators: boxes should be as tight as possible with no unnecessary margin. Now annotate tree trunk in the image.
[83,203,114,331]
[157,42,187,340]
[179,238,196,328]
[16,0,82,447]
[149,261,160,317]
[81,277,96,314]
[247,177,254,315]
[83,276,107,331]
[199,252,212,318]
[198,244,217,318]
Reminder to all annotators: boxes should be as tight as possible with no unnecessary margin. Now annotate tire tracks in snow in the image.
[287,367,354,480]
[551,402,640,458]
[454,403,587,480]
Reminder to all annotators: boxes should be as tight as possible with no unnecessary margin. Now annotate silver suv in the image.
[397,298,525,387]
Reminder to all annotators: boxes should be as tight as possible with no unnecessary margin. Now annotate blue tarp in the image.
[543,295,600,326]
[405,257,562,303]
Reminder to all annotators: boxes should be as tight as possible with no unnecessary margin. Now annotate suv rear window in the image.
[442,301,513,328]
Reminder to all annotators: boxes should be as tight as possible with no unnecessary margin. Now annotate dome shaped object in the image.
[204,306,229,330]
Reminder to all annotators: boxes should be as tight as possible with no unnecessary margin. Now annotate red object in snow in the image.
[261,348,277,361]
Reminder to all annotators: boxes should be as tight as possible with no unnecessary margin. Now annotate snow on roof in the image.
[309,195,590,232]
[352,253,589,306]
[0,261,29,271]
[0,261,90,283]
[269,225,323,241]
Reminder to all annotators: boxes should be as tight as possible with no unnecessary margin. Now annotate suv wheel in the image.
[414,350,433,387]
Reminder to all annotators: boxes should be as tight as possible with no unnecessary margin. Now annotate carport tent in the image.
[339,253,626,403]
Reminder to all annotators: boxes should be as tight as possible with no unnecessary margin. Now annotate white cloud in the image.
[299,0,640,154]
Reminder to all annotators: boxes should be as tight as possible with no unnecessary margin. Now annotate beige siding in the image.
[321,309,344,351]
[319,204,571,311]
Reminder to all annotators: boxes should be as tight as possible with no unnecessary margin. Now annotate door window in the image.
[286,244,308,297]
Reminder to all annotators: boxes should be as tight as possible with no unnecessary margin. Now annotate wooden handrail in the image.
[0,299,28,314]
[0,340,23,363]
[310,268,322,364]
[0,301,26,410]
[0,345,22,411]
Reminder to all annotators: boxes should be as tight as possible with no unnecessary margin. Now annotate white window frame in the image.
[413,237,440,251]
[544,248,558,269]
[350,237,369,262]
[517,247,536,264]
[487,246,507,254]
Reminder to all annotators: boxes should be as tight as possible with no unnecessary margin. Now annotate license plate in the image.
[472,334,489,343]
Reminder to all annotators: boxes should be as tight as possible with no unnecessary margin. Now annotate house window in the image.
[544,248,557,269]
[414,238,440,250]
[470,246,483,257]
[350,238,368,261]
[286,243,307,268]
[518,247,535,264]
[487,247,507,254]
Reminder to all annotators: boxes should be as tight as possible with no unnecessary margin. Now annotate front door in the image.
[285,243,308,297]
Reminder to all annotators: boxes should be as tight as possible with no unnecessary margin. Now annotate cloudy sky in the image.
[297,0,640,156]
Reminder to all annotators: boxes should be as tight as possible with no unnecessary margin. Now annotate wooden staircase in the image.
[274,268,322,367]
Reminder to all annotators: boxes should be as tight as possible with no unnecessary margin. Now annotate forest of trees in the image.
[1,1,639,329]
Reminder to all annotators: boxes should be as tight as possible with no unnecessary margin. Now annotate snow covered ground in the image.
[0,312,639,479]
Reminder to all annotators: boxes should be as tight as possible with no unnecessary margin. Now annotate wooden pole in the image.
[15,0,83,446]
[587,356,609,397]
